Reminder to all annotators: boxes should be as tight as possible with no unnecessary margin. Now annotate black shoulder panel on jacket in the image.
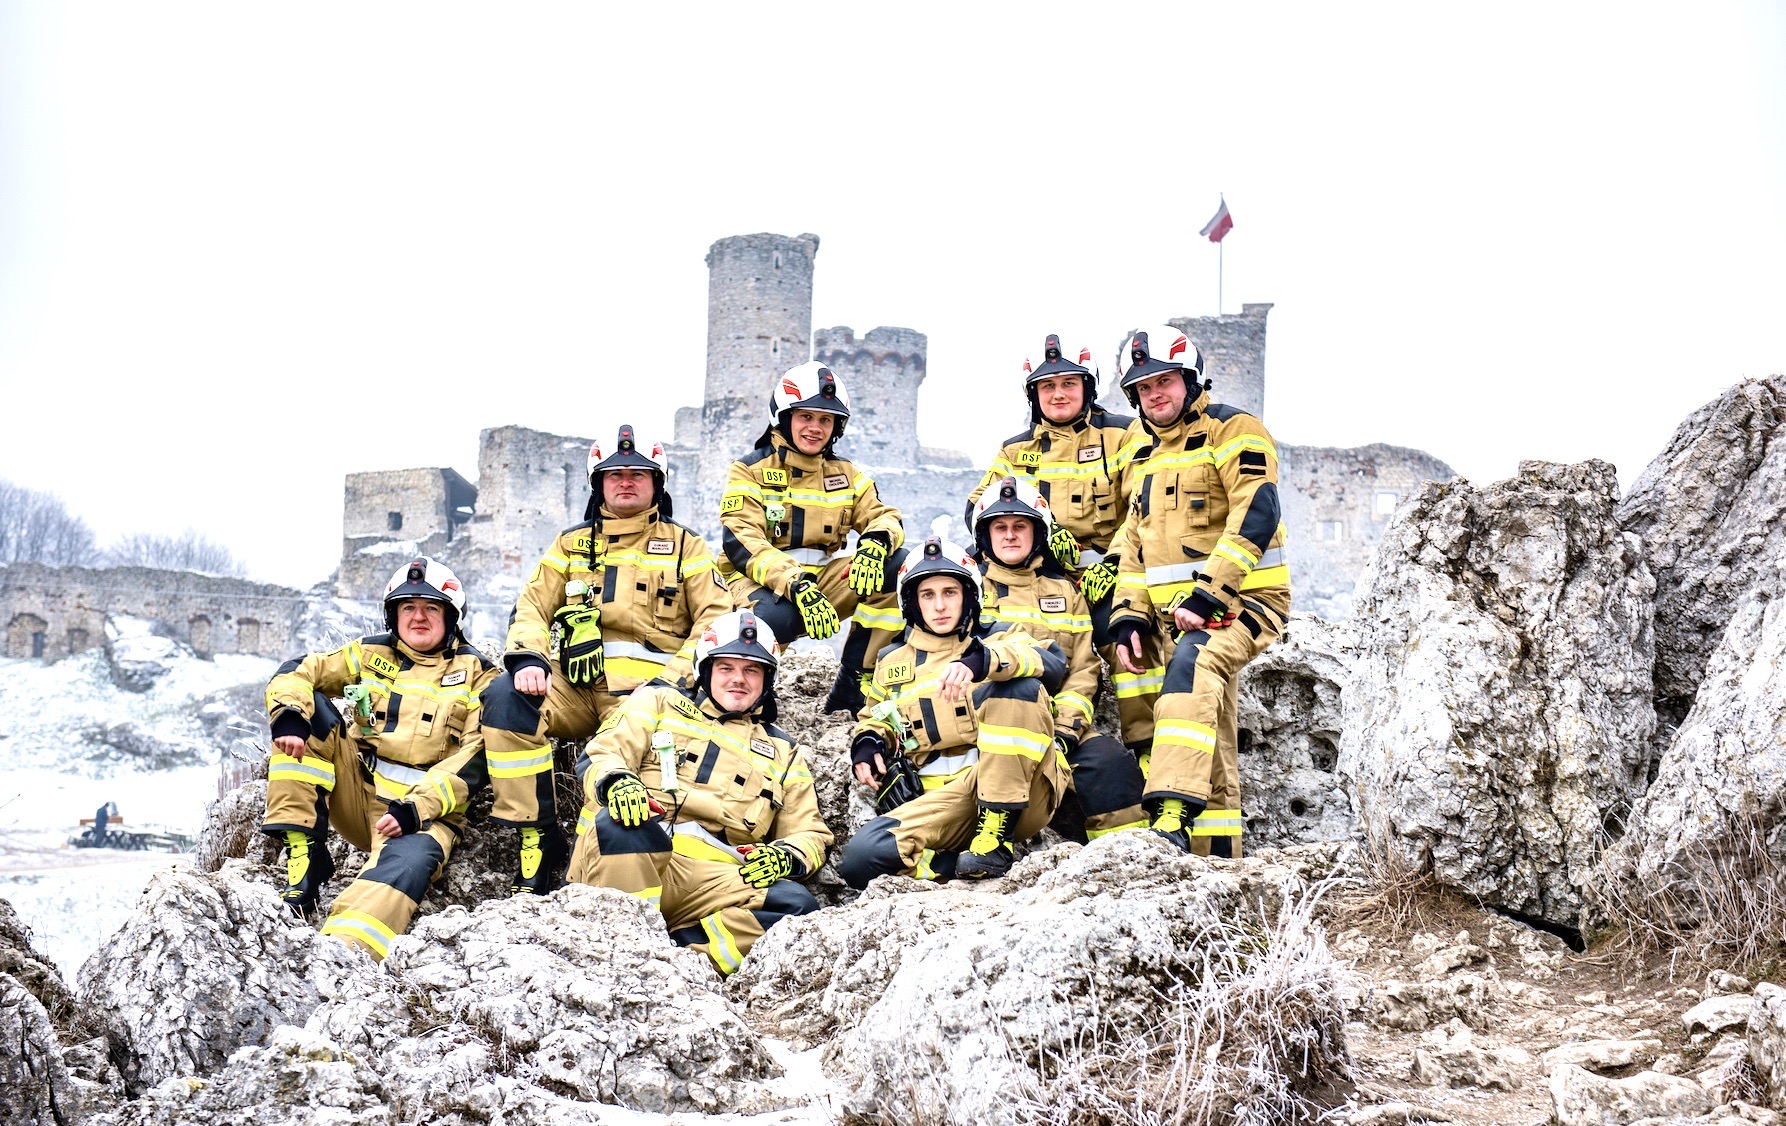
[762,721,796,746]
[735,445,778,469]
[557,521,592,537]
[1091,407,1136,430]
[1001,428,1036,449]
[1205,402,1257,423]
[362,632,396,647]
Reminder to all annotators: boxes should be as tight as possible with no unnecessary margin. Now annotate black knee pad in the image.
[362,833,446,902]
[1069,734,1145,817]
[1162,637,1208,695]
[593,810,671,856]
[746,589,804,645]
[838,816,904,890]
[480,673,545,735]
[758,878,820,919]
[971,675,1049,707]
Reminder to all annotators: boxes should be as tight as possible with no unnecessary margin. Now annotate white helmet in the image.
[695,609,780,706]
[587,423,668,485]
[768,360,851,450]
[1022,334,1100,425]
[970,476,1053,565]
[382,557,466,635]
[896,536,982,636]
[1116,325,1203,406]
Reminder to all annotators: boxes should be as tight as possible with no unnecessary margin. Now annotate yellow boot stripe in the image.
[269,754,336,790]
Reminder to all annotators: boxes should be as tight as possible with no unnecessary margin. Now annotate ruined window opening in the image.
[1374,491,1400,517]
[238,618,261,652]
[1320,520,1344,542]
[388,511,403,532]
[65,628,89,653]
[773,252,781,270]
[31,631,46,659]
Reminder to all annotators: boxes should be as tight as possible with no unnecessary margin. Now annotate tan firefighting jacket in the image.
[979,559,1098,746]
[582,685,832,876]
[1107,389,1291,632]
[719,433,905,597]
[966,407,1146,563]
[854,626,1066,806]
[507,505,732,691]
[265,634,499,820]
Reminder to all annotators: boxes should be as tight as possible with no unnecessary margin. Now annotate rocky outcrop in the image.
[76,865,375,1095]
[1238,613,1354,848]
[0,973,78,1126]
[101,615,191,693]
[1617,377,1786,738]
[1340,461,1656,930]
[1751,983,1786,1108]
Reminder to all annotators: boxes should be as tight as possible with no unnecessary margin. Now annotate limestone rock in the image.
[1550,1063,1715,1125]
[1410,1019,1525,1089]
[1685,994,1756,1036]
[1238,613,1355,848]
[1340,460,1656,930]
[803,835,1346,1124]
[0,972,78,1126]
[0,898,75,1029]
[75,864,376,1095]
[1615,592,1786,902]
[1748,984,1786,1107]
[193,780,276,873]
[102,615,190,693]
[1542,1037,1665,1073]
[1616,376,1786,733]
[1368,974,1495,1031]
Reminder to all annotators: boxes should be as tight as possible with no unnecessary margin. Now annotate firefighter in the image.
[566,609,831,975]
[837,536,1067,885]
[972,476,1147,840]
[719,360,907,717]
[261,557,498,958]
[965,336,1149,742]
[1106,325,1291,857]
[482,425,732,894]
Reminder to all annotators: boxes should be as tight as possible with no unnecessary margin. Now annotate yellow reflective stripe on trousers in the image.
[320,909,397,958]
[851,603,904,631]
[269,753,336,791]
[372,757,430,802]
[1154,719,1217,755]
[1087,818,1149,839]
[672,822,747,865]
[1191,807,1244,837]
[632,885,664,908]
[977,723,1049,763]
[575,807,594,836]
[917,747,979,777]
[700,912,744,974]
[487,744,554,778]
[1112,667,1164,697]
[915,849,944,881]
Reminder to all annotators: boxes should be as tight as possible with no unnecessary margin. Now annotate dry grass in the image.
[1587,801,1786,976]
[1330,797,1448,941]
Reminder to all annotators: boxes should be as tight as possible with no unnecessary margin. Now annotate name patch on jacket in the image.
[363,652,400,680]
[647,539,675,555]
[824,474,849,491]
[880,659,913,686]
[762,469,789,487]
[1040,596,1068,613]
[441,670,467,686]
[1078,446,1101,463]
[750,737,776,759]
[1016,450,1042,467]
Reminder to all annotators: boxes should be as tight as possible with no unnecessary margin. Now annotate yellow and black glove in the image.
[1079,557,1119,603]
[790,578,840,640]
[848,536,889,597]
[739,843,800,889]
[1048,523,1080,570]
[604,773,651,828]
[555,602,603,685]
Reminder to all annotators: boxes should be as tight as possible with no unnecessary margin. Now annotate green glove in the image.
[555,602,603,685]
[739,843,799,889]
[849,537,889,597]
[1048,523,1080,570]
[604,773,651,828]
[790,578,840,640]
[1079,557,1119,603]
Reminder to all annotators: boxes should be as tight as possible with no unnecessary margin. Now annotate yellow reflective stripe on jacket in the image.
[373,757,430,802]
[983,605,1092,635]
[320,909,397,959]
[487,743,554,778]
[1191,807,1244,837]
[1210,433,1277,467]
[269,753,336,791]
[657,712,752,759]
[977,722,1049,763]
[1155,718,1217,755]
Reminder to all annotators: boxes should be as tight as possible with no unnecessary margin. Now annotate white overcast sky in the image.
[2,3,1783,589]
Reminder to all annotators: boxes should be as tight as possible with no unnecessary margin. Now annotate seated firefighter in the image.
[837,537,1068,886]
[971,477,1147,840]
[482,425,731,894]
[261,558,498,958]
[566,609,831,975]
[719,360,906,716]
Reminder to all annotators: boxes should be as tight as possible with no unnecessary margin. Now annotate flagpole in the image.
[1218,237,1224,316]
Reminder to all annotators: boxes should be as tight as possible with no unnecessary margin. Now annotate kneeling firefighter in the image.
[838,536,1068,885]
[566,609,832,975]
[261,558,498,958]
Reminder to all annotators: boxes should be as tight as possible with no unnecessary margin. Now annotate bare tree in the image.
[105,529,247,576]
[0,479,98,565]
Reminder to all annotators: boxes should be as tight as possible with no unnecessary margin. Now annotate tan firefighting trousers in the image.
[480,672,632,825]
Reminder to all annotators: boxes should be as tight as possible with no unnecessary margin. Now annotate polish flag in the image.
[1199,199,1233,243]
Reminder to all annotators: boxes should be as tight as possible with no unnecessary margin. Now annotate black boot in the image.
[1147,798,1199,854]
[955,805,1018,880]
[281,830,334,916]
[823,667,869,716]
[511,823,566,896]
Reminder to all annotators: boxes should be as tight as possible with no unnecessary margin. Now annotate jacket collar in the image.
[768,432,825,472]
[984,558,1040,587]
[904,628,969,657]
[1141,387,1211,443]
[595,506,661,537]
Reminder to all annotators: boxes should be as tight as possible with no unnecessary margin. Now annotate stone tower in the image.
[691,233,822,517]
[1169,303,1272,417]
[812,326,927,470]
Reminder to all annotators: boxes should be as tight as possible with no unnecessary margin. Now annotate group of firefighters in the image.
[259,323,1290,973]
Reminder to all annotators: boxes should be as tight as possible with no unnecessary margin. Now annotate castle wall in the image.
[0,562,303,661]
[1278,442,1458,618]
[1099,304,1272,418]
[467,424,594,579]
[814,326,928,471]
[343,468,475,542]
